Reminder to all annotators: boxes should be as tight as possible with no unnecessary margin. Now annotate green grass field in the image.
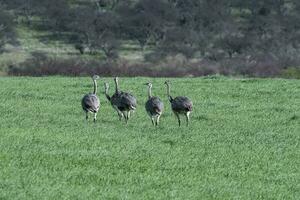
[0,77,299,199]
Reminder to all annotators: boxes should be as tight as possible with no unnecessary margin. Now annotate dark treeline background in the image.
[1,0,300,77]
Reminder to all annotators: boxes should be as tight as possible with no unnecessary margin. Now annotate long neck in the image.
[166,84,173,102]
[114,79,119,93]
[148,86,152,99]
[93,79,97,94]
[104,86,111,101]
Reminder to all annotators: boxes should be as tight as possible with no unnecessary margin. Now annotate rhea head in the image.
[144,82,152,88]
[92,75,100,80]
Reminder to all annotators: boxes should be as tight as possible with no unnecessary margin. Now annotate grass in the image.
[0,77,299,199]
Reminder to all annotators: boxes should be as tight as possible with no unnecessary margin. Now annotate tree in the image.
[95,0,121,11]
[68,5,121,60]
[0,5,16,53]
[38,0,71,31]
[92,11,121,60]
[120,0,176,53]
[159,27,199,58]
[1,0,41,25]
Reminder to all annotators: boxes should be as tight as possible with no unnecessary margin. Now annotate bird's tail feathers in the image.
[130,105,136,110]
[187,105,193,111]
[87,107,99,113]
[154,108,162,115]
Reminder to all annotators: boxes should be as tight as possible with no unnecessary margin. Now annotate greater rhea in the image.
[144,82,164,126]
[104,82,123,121]
[81,75,100,122]
[164,81,193,126]
[107,77,137,123]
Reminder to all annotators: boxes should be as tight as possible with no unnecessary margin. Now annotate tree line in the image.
[1,0,300,77]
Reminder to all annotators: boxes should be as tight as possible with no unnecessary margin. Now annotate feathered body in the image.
[144,83,164,126]
[82,75,100,122]
[104,77,137,123]
[146,97,163,116]
[111,91,136,112]
[169,96,193,114]
[165,81,193,126]
[81,94,100,113]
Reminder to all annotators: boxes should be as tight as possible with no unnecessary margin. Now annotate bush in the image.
[6,52,300,79]
[7,53,221,77]
[281,67,300,79]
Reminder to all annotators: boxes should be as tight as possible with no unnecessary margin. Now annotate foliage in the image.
[7,53,300,78]
[281,67,300,79]
[0,4,16,52]
[1,0,300,77]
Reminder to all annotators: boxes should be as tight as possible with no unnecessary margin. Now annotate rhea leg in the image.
[185,112,190,126]
[123,111,129,124]
[113,106,123,121]
[93,112,97,123]
[117,111,123,121]
[128,111,131,119]
[174,112,181,127]
[126,111,130,123]
[151,117,155,126]
[85,111,88,120]
[155,115,161,126]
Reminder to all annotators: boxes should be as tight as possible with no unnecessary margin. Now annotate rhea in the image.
[104,82,123,121]
[81,75,100,122]
[164,81,193,126]
[105,77,137,123]
[144,82,164,126]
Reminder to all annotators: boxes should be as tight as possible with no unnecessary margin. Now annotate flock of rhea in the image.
[81,76,193,126]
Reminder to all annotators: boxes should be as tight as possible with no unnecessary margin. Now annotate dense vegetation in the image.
[1,0,300,77]
[0,77,299,199]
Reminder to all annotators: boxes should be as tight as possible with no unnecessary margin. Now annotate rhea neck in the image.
[114,78,119,94]
[147,85,152,99]
[93,79,98,95]
[104,84,111,101]
[165,83,173,102]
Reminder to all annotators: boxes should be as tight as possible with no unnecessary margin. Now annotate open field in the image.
[0,77,299,199]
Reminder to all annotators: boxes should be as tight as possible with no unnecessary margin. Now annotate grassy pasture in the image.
[0,77,299,199]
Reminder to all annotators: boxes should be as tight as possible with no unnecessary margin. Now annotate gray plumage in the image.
[81,75,100,122]
[164,81,193,126]
[104,82,124,121]
[105,77,137,123]
[170,96,193,113]
[144,83,164,126]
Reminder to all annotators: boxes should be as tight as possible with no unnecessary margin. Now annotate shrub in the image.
[281,67,300,79]
[6,52,300,79]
